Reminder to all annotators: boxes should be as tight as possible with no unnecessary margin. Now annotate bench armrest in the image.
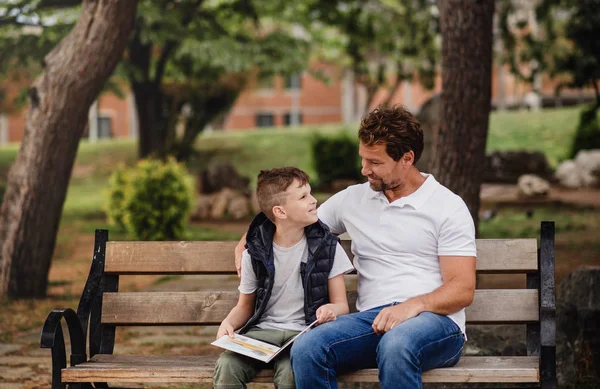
[41,308,87,388]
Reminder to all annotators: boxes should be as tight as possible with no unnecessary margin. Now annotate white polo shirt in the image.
[317,174,476,334]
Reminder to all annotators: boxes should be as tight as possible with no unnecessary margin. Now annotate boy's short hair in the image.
[257,167,310,221]
[358,104,424,164]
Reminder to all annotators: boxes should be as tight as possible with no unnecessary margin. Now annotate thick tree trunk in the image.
[430,0,495,233]
[0,0,136,298]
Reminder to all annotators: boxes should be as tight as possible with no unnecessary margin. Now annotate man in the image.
[234,105,476,389]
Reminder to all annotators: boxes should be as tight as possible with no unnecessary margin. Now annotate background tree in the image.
[499,0,600,156]
[431,0,495,233]
[126,0,310,160]
[0,0,136,298]
[298,0,440,114]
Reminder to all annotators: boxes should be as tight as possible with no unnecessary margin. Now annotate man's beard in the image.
[369,178,400,192]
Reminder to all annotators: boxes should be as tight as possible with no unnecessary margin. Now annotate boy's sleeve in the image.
[317,189,349,234]
[328,242,355,279]
[238,250,258,294]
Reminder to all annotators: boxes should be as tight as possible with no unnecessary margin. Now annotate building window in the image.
[284,73,302,90]
[284,112,303,126]
[98,116,112,139]
[256,113,274,128]
[258,76,274,90]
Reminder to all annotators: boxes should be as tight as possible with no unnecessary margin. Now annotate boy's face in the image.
[273,180,318,226]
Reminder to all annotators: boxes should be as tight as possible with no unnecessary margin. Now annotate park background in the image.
[0,0,599,388]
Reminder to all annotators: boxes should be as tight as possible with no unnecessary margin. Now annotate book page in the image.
[212,320,318,363]
[212,334,281,363]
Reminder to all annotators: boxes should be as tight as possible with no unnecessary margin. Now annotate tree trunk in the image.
[430,0,495,234]
[0,0,136,298]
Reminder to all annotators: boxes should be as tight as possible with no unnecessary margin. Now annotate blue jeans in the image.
[290,303,465,389]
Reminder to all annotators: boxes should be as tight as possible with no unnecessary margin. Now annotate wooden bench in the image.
[41,222,557,389]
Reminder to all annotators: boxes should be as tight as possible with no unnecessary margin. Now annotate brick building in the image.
[0,62,594,145]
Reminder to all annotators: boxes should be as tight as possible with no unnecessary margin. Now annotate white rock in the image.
[517,174,550,197]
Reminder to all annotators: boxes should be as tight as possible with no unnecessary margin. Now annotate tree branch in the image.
[153,41,177,87]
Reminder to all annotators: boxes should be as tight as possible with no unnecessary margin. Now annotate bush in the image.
[106,158,194,241]
[311,132,361,189]
[570,106,600,158]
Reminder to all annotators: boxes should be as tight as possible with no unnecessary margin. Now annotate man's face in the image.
[275,180,318,226]
[359,142,410,192]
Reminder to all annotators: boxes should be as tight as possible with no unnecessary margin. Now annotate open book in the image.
[211,320,318,363]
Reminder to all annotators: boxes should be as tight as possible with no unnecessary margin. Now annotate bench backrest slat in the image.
[104,239,538,275]
[101,289,539,325]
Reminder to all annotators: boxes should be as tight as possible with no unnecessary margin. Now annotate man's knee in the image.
[376,330,418,364]
[290,328,326,366]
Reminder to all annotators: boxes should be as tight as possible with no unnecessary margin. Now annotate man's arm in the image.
[234,232,247,277]
[372,255,476,334]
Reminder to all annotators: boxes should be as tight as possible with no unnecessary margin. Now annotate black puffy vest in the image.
[238,212,339,334]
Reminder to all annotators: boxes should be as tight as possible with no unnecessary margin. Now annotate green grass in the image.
[0,106,587,229]
[479,206,594,239]
[487,106,581,166]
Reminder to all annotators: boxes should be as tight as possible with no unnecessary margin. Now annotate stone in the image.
[574,149,600,188]
[517,174,550,198]
[556,267,600,386]
[556,160,582,188]
[210,188,235,219]
[250,190,261,216]
[199,162,250,194]
[463,325,526,357]
[192,194,213,220]
[415,94,440,172]
[227,195,250,220]
[483,150,554,183]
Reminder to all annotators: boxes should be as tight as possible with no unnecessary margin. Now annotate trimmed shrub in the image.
[106,158,193,241]
[106,167,128,230]
[311,132,361,189]
[570,106,600,158]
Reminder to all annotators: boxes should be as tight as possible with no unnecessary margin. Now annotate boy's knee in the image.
[214,352,250,388]
[273,363,295,389]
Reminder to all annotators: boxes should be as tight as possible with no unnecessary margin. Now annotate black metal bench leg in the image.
[539,221,557,389]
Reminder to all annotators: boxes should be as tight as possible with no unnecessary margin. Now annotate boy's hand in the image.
[316,304,337,324]
[216,322,235,339]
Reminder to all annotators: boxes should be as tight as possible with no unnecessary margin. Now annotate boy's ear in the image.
[272,205,286,219]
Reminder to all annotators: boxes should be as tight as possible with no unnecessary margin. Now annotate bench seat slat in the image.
[101,289,539,325]
[105,239,538,274]
[61,355,539,383]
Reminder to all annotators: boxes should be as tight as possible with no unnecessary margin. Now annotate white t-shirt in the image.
[317,174,476,334]
[239,235,354,331]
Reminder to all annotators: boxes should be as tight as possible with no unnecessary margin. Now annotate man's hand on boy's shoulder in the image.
[234,233,247,277]
[316,304,338,325]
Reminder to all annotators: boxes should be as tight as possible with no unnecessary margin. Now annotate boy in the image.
[214,167,354,389]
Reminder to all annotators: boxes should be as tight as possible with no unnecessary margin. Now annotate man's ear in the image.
[402,151,415,166]
[272,205,286,219]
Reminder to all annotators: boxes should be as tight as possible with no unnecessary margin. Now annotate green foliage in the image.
[106,158,194,241]
[570,106,600,158]
[296,0,439,106]
[106,167,128,230]
[499,0,600,105]
[311,132,361,189]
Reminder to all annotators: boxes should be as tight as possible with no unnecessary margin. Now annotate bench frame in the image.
[41,222,557,389]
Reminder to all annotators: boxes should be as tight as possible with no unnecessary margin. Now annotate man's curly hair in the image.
[358,105,424,163]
